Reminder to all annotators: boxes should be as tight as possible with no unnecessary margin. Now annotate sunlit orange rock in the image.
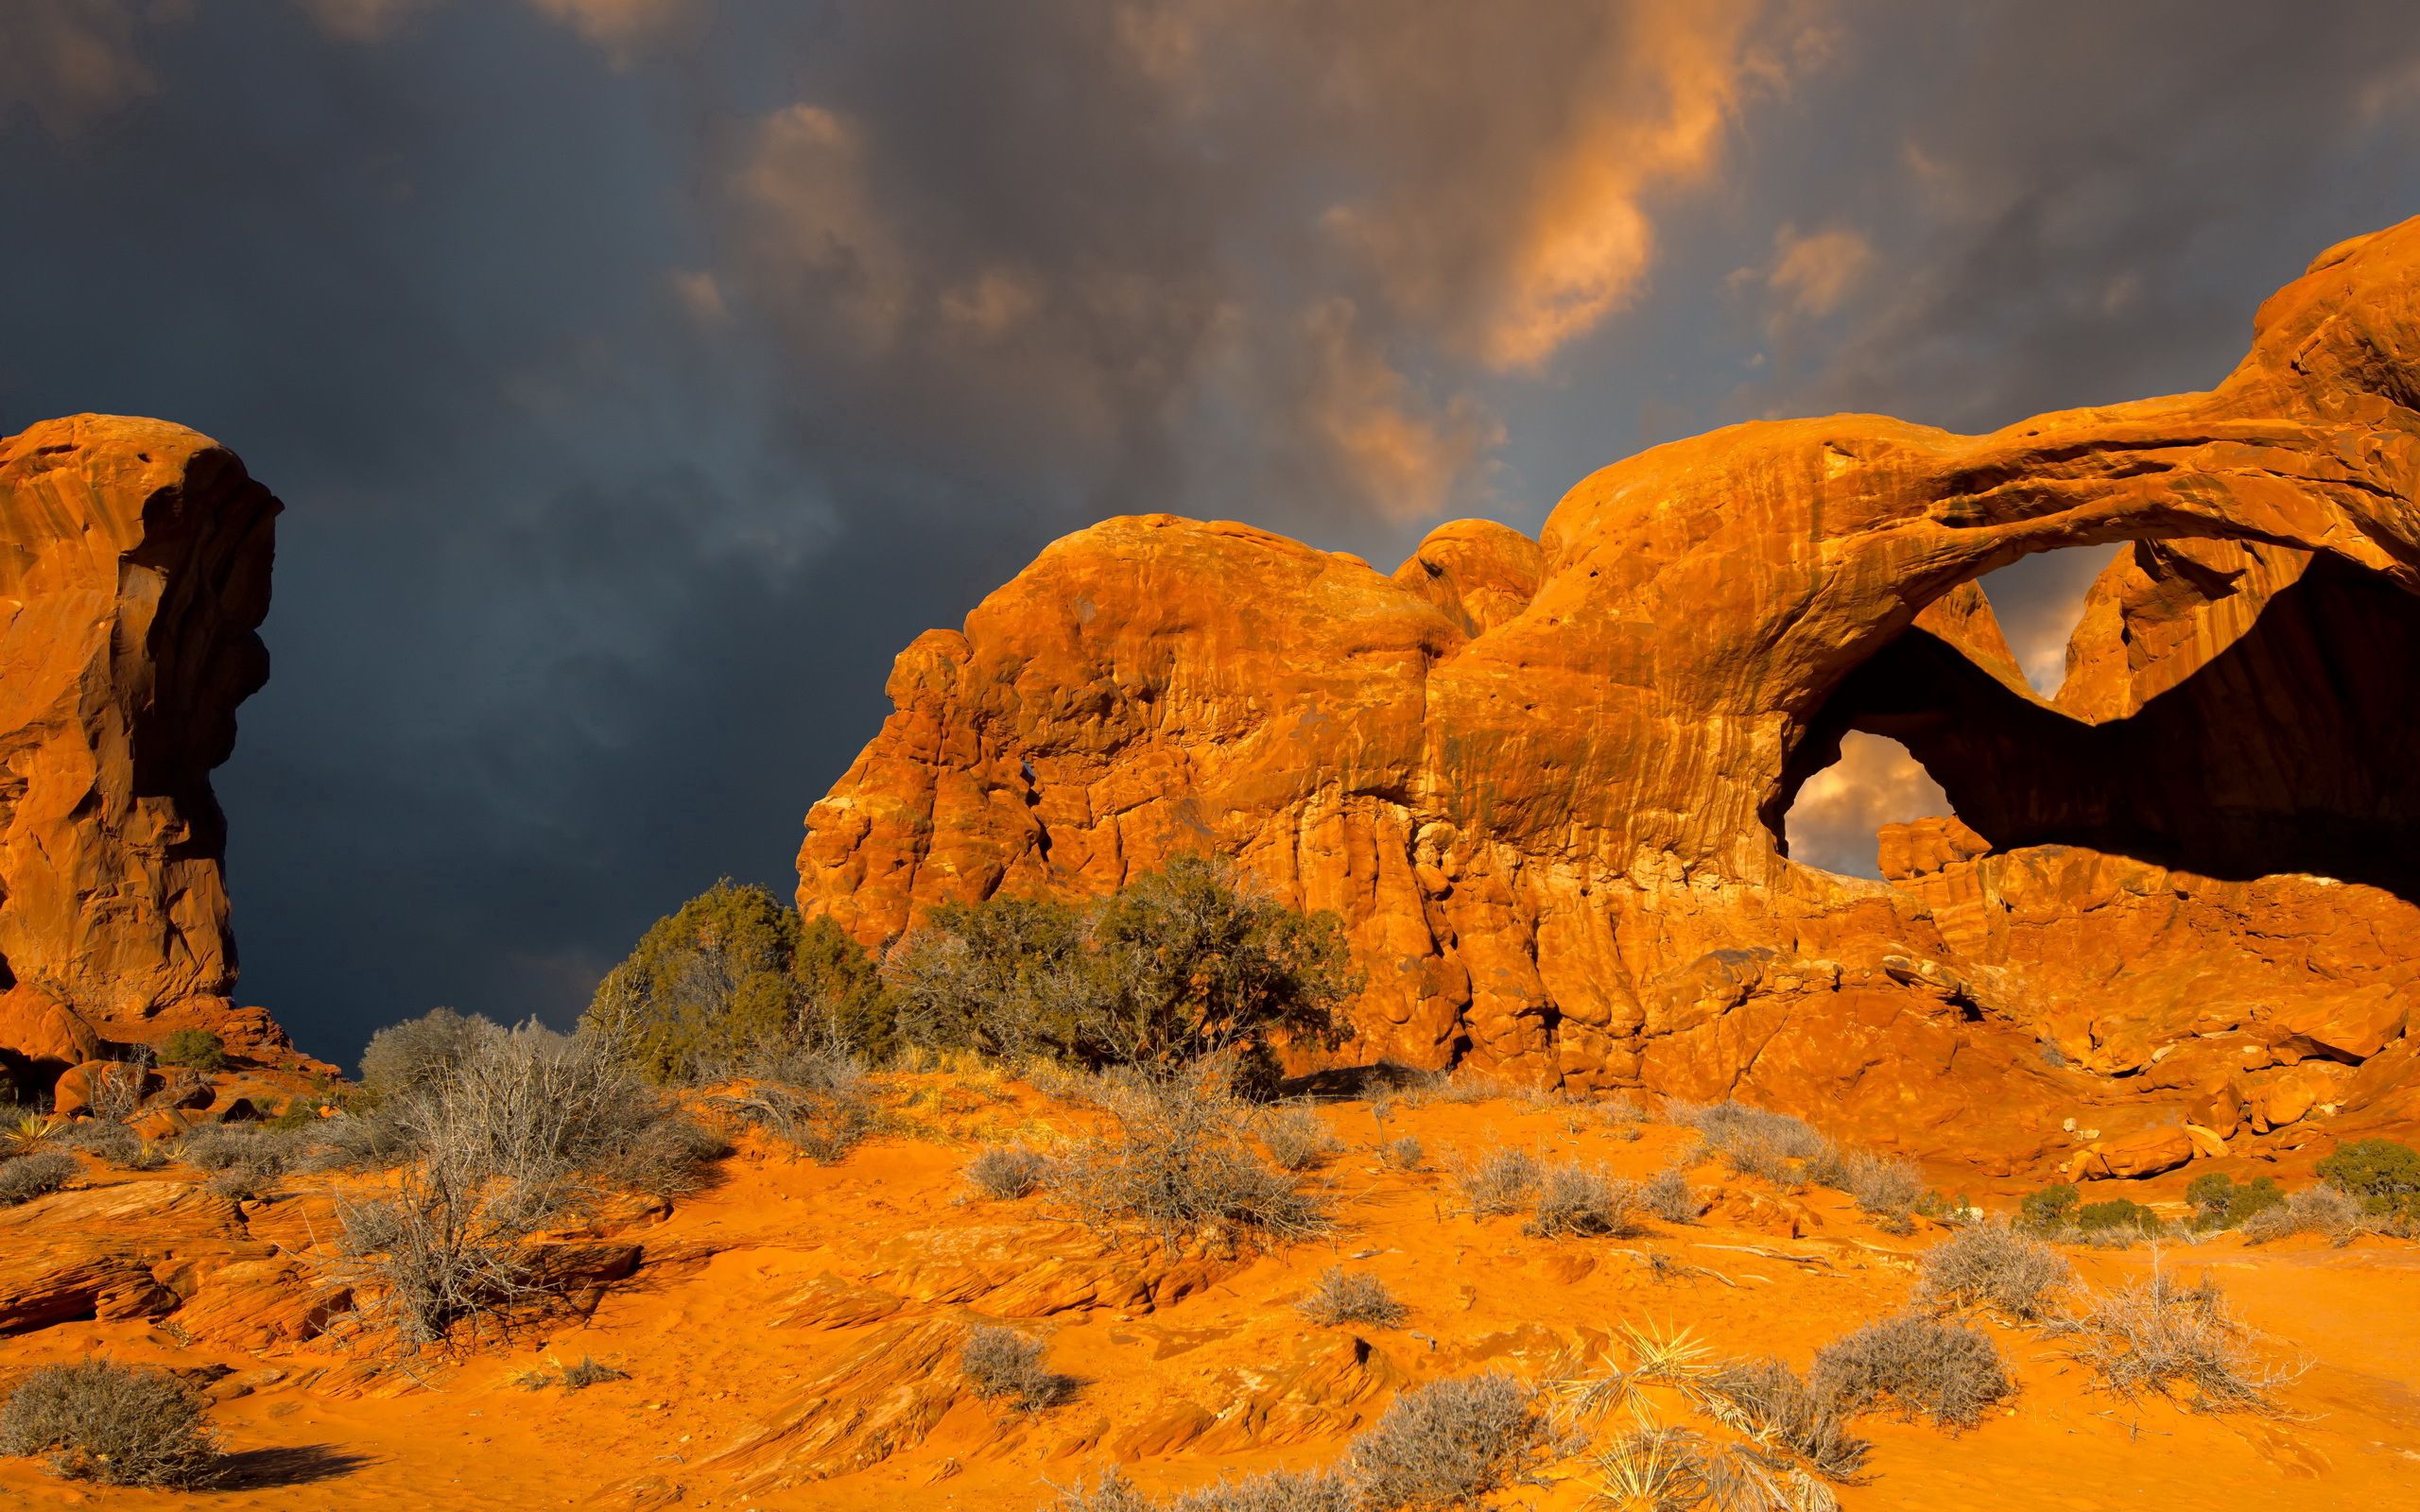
[800,217,2420,1175]
[0,416,318,1091]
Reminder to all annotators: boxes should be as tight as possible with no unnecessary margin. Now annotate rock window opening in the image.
[1778,731,1955,879]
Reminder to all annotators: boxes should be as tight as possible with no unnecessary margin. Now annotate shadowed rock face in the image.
[0,415,293,1089]
[800,217,2420,1172]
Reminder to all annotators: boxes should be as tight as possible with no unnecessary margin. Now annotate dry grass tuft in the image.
[1808,1314,2010,1430]
[1296,1266,1408,1329]
[1915,1225,2071,1322]
[1044,1061,1322,1242]
[0,1149,77,1207]
[1259,1103,1341,1172]
[1681,1103,1830,1189]
[2049,1263,2300,1414]
[1456,1148,1544,1218]
[1349,1370,1550,1511]
[965,1143,1052,1200]
[2240,1185,2364,1246]
[1525,1163,1650,1238]
[1165,1468,1357,1511]
[0,1360,219,1488]
[706,1043,876,1162]
[961,1325,1069,1410]
[1642,1167,1698,1224]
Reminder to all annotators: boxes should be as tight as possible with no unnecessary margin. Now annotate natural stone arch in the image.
[800,217,2420,1160]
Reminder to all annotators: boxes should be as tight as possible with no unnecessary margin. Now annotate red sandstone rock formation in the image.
[800,218,2420,1173]
[0,415,309,1091]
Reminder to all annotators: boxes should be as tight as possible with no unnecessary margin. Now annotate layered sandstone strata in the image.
[800,218,2420,1170]
[0,415,302,1089]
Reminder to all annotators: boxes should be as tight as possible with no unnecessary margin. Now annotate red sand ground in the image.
[2,1077,2414,1510]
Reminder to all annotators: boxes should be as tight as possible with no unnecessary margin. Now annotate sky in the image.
[6,1,2420,1068]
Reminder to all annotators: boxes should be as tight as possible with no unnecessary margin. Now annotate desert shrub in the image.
[1181,1472,1353,1512]
[1524,1163,1647,1238]
[561,1356,630,1390]
[889,855,1355,1075]
[2016,1182,2079,1233]
[1379,1135,1426,1172]
[1456,1148,1543,1218]
[156,1028,228,1072]
[1685,1102,1830,1188]
[1414,1068,1512,1105]
[1045,1061,1322,1242]
[1591,1423,1846,1512]
[1916,1225,2071,1321]
[1259,1103,1340,1172]
[83,1054,154,1125]
[51,1118,140,1166]
[2184,1172,2284,1230]
[886,894,1102,1063]
[359,1007,503,1103]
[706,1040,876,1162]
[967,1144,1052,1200]
[1820,1149,1924,1227]
[1809,1314,2010,1429]
[1643,1166,1698,1224]
[2316,1137,2420,1228]
[2051,1265,2294,1412]
[591,1112,728,1197]
[311,1108,417,1170]
[2075,1198,2164,1240]
[0,1149,76,1206]
[961,1325,1066,1409]
[337,1022,720,1347]
[1048,1470,1155,1512]
[1167,1469,1356,1512]
[182,1124,316,1199]
[0,1361,218,1488]
[585,883,895,1082]
[1297,1266,1408,1328]
[2240,1184,2364,1246]
[1349,1371,1548,1510]
[264,1094,327,1131]
[1697,1355,1872,1481]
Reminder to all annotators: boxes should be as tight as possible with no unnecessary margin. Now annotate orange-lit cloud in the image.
[1766,223,1875,320]
[0,0,173,134]
[1301,299,1504,523]
[299,0,689,51]
[734,103,914,351]
[708,1,1824,535]
[1787,731,1951,877]
[293,0,437,41]
[525,0,689,52]
[1242,0,1823,371]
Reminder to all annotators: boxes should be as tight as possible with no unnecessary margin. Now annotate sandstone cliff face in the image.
[0,415,293,1088]
[800,218,2420,1172]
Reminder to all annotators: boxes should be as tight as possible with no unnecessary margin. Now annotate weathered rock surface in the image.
[800,218,2420,1173]
[0,416,311,1089]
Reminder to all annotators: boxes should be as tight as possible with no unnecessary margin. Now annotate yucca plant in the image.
[5,1111,61,1154]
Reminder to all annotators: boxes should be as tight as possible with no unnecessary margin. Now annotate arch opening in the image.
[1974,544,2128,697]
[1773,536,2420,899]
[1777,730,1956,880]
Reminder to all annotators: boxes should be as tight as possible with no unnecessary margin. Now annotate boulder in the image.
[50,1058,157,1119]
[0,985,100,1077]
[2079,1125,2197,1180]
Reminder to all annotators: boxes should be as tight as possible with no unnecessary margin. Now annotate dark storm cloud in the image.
[3,0,2417,1057]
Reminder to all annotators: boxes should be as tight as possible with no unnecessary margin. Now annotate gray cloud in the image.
[3,1,2416,1066]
